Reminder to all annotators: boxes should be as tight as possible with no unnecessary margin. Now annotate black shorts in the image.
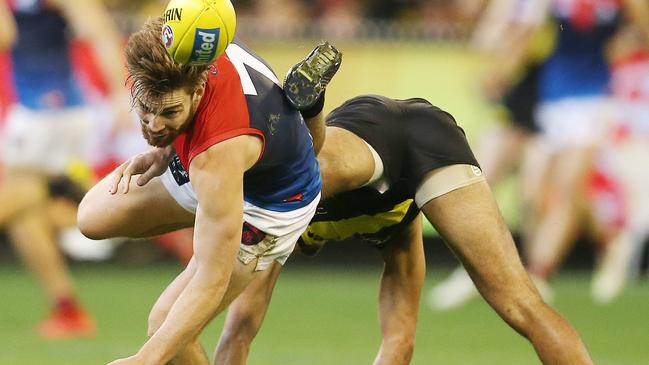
[325,95,479,195]
[502,63,540,132]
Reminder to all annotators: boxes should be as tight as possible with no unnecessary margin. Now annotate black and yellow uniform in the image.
[302,183,419,249]
[301,95,478,250]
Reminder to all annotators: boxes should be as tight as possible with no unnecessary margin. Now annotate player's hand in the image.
[106,354,145,365]
[109,146,173,194]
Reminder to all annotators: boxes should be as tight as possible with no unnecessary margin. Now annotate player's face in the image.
[136,87,203,147]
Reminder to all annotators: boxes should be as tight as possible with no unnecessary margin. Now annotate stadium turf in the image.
[0,263,647,365]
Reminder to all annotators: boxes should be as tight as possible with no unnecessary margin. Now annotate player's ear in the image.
[192,82,206,100]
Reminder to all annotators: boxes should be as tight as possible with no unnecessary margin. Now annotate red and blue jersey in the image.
[541,0,622,101]
[6,0,84,110]
[172,40,321,212]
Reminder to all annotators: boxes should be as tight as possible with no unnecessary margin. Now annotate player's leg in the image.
[421,180,593,364]
[145,255,264,365]
[8,202,96,338]
[0,171,48,225]
[213,262,283,365]
[525,146,594,279]
[77,168,194,239]
[374,216,425,365]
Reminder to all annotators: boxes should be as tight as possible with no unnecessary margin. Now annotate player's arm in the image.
[129,135,261,365]
[478,0,549,99]
[52,0,130,117]
[623,0,649,39]
[0,0,17,51]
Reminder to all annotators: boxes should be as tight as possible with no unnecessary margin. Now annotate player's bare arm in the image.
[108,135,261,365]
[624,0,649,38]
[0,0,17,50]
[52,0,131,128]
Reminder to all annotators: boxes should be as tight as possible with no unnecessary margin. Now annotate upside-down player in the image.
[212,45,595,365]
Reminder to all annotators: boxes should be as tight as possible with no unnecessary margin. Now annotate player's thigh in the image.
[420,181,536,300]
[78,173,194,239]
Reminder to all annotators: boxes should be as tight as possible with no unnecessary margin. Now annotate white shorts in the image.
[160,167,320,271]
[535,96,616,149]
[1,104,93,174]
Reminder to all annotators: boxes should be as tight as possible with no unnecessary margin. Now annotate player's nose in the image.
[148,116,165,133]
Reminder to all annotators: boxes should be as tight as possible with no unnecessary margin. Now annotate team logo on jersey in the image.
[169,155,189,186]
[162,24,174,49]
[189,28,220,64]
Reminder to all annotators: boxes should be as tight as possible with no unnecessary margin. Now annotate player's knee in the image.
[76,198,109,240]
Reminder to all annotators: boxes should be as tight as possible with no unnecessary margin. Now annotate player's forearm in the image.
[58,0,128,98]
[137,263,233,364]
[139,206,241,364]
[0,0,16,50]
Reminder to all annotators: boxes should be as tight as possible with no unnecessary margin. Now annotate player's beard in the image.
[141,122,183,147]
[140,100,200,147]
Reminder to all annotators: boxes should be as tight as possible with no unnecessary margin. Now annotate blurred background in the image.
[0,0,648,364]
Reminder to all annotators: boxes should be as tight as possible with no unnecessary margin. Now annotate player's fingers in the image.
[136,165,159,186]
[121,170,133,194]
[109,163,128,195]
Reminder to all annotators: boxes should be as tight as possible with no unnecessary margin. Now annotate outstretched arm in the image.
[107,135,262,365]
[374,217,425,365]
[421,181,593,365]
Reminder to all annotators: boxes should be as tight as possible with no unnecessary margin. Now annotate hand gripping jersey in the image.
[8,0,84,109]
[170,40,321,212]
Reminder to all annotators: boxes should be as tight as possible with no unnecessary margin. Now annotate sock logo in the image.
[189,28,220,64]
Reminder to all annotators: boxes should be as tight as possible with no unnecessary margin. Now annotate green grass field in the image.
[1,264,647,365]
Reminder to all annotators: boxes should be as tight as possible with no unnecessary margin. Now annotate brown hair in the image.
[125,17,210,108]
